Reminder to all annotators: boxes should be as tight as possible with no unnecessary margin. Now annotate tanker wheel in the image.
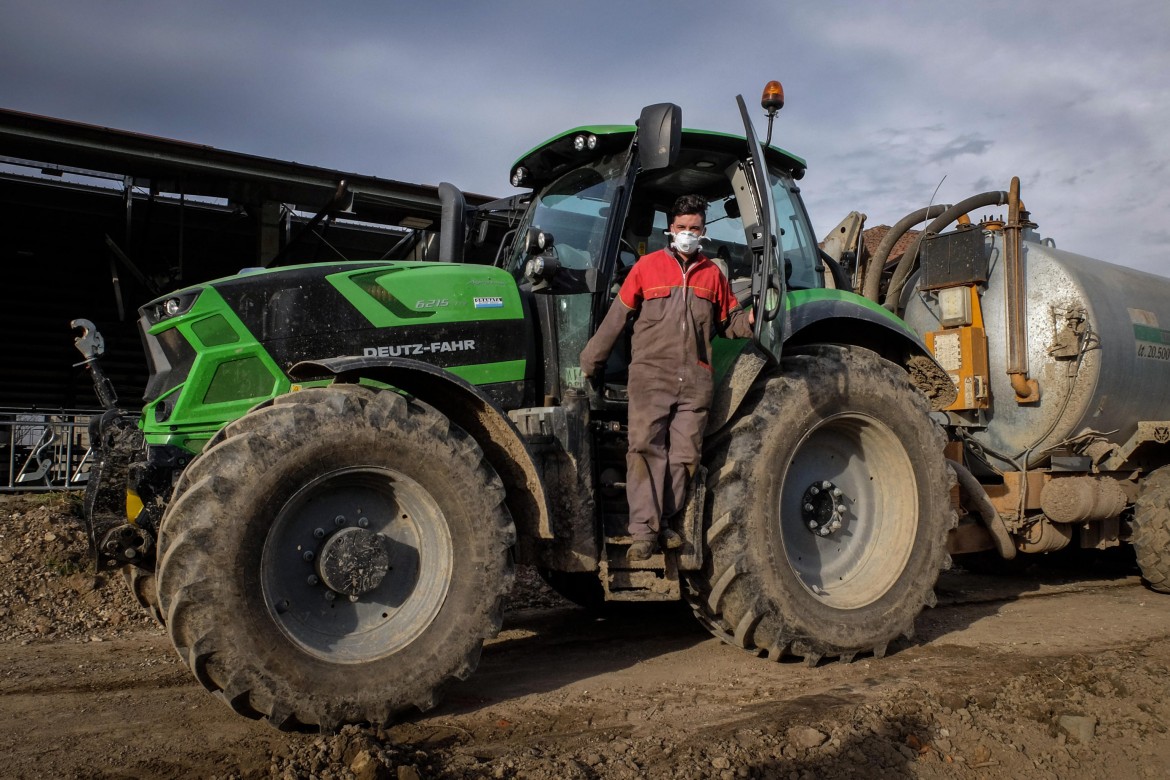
[1133,465,1170,594]
[684,345,955,663]
[155,384,515,730]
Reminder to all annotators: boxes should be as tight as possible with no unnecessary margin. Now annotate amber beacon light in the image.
[761,80,785,114]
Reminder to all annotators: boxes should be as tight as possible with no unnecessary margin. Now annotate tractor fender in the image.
[784,292,957,412]
[290,355,554,541]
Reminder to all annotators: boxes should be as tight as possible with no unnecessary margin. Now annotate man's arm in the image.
[713,268,755,339]
[580,298,635,378]
[720,305,755,339]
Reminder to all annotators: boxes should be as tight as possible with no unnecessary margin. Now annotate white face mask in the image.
[671,230,704,255]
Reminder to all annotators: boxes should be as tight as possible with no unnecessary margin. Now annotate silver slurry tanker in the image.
[901,218,1170,471]
[878,177,1170,586]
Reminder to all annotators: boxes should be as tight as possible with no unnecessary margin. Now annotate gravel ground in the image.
[4,492,1170,779]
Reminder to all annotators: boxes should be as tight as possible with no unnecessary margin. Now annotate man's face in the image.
[671,213,706,237]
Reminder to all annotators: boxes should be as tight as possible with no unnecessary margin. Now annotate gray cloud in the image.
[927,135,995,164]
[2,0,1168,274]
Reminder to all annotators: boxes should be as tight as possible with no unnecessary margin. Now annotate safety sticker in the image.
[474,297,504,309]
[1134,323,1170,362]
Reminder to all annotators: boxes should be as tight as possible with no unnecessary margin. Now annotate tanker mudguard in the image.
[289,355,554,541]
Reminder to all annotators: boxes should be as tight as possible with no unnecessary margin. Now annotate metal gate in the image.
[1,409,99,492]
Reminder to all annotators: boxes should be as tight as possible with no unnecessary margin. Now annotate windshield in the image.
[504,153,627,276]
[769,171,820,290]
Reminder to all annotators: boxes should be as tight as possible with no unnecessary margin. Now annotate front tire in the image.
[155,385,515,730]
[685,346,954,662]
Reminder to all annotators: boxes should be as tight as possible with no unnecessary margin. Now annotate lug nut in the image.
[307,574,319,586]
[831,488,842,498]
[303,550,315,562]
[804,503,815,512]
[334,515,346,526]
[358,517,369,528]
[275,599,289,614]
[808,520,819,529]
[313,528,325,539]
[836,504,847,514]
[324,591,336,602]
[809,486,820,495]
[349,594,360,602]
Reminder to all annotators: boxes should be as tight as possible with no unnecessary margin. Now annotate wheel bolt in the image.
[303,550,315,562]
[313,527,326,539]
[334,515,346,526]
[307,574,319,586]
[808,520,819,529]
[831,488,842,498]
[809,486,820,495]
[324,591,336,602]
[836,504,847,514]
[358,517,369,528]
[804,503,815,512]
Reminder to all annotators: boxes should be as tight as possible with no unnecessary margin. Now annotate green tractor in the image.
[84,84,957,730]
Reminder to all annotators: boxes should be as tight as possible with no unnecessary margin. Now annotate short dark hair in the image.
[669,194,708,225]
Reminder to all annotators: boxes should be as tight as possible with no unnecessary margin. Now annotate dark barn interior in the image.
[0,109,495,488]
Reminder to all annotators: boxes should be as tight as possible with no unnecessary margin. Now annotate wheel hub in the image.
[802,480,849,538]
[315,526,390,596]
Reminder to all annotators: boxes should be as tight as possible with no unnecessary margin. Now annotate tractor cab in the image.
[493,87,827,408]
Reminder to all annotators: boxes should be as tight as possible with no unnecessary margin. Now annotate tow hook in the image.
[802,480,849,538]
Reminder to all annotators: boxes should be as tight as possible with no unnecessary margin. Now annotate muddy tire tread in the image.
[155,385,514,730]
[685,345,956,663]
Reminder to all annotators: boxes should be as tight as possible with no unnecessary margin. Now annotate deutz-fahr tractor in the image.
[81,83,958,730]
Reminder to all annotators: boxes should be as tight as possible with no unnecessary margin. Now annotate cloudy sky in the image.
[3,0,1168,275]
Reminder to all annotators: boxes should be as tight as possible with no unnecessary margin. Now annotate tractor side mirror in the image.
[637,103,681,172]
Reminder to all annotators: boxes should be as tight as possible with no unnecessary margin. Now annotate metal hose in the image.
[861,204,949,302]
[881,191,1010,312]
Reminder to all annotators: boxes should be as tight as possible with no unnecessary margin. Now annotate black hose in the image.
[948,458,1016,560]
[861,204,949,302]
[881,191,1010,312]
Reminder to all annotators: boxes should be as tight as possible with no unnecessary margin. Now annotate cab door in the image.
[736,95,786,363]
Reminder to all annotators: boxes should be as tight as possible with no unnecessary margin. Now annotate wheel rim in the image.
[779,412,917,609]
[261,466,453,663]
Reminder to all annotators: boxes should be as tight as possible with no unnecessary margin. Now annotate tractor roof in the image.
[510,125,806,191]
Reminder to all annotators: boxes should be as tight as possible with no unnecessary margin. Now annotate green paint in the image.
[1134,323,1170,344]
[329,263,524,326]
[787,288,919,335]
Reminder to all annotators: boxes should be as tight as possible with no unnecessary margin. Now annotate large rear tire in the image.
[685,346,955,662]
[1134,465,1170,593]
[155,385,515,730]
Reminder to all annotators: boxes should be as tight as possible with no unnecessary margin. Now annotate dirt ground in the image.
[4,493,1170,780]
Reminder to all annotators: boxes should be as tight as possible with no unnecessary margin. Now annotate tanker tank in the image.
[901,230,1170,471]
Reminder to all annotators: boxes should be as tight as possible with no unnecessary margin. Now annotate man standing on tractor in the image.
[581,194,754,561]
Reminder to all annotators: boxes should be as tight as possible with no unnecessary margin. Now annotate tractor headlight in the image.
[573,133,598,152]
[143,290,201,325]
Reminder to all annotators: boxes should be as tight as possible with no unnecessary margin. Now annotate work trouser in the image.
[625,372,708,541]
